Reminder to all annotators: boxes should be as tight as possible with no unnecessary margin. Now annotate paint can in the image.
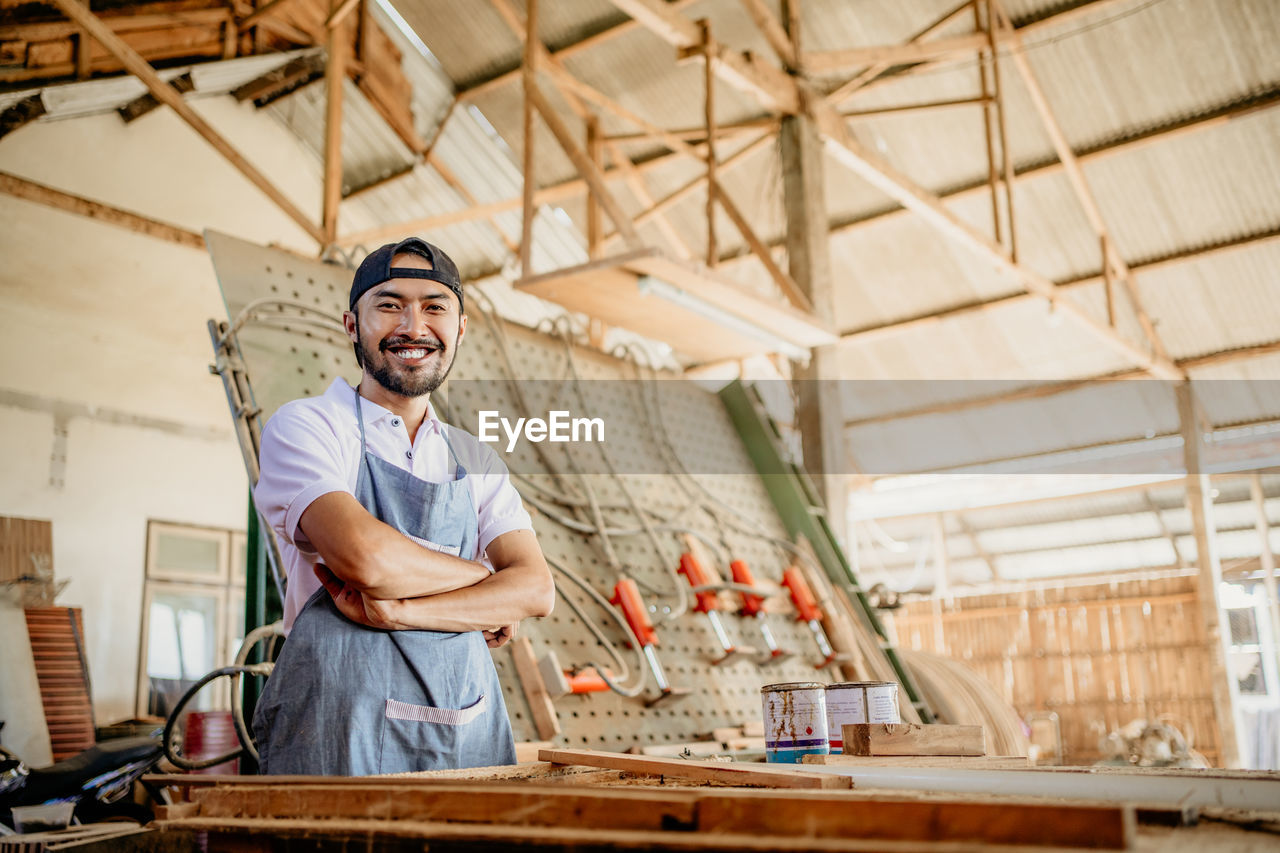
[760,682,828,764]
[824,681,901,753]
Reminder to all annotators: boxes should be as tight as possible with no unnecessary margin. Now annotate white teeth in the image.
[394,348,427,359]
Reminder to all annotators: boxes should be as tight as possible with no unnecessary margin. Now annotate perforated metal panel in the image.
[206,231,842,748]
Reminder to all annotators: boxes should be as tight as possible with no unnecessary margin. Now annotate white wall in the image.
[0,96,326,738]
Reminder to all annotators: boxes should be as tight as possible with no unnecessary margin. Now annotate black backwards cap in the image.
[349,237,464,312]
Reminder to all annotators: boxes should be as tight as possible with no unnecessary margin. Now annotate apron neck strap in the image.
[353,383,466,480]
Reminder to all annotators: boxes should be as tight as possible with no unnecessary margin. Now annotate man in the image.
[252,237,554,776]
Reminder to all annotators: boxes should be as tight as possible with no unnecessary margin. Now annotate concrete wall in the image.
[0,96,323,742]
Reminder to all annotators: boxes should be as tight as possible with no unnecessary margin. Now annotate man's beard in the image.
[358,326,458,397]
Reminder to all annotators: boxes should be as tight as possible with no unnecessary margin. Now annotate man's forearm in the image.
[299,491,489,598]
[350,534,490,600]
[371,561,554,632]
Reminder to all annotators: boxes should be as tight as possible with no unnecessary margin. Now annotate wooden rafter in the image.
[0,170,206,249]
[844,335,1280,429]
[736,0,797,70]
[519,0,538,276]
[608,0,798,113]
[841,227,1280,347]
[526,78,643,250]
[44,0,323,244]
[321,0,349,245]
[457,0,701,101]
[604,0,1184,378]
[824,0,972,105]
[1176,380,1242,768]
[1249,474,1280,668]
[806,33,992,75]
[813,104,1182,379]
[487,0,691,259]
[993,0,1168,364]
[831,0,1138,103]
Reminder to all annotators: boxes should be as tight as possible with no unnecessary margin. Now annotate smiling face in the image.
[343,252,467,400]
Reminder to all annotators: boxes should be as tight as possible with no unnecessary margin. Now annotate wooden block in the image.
[804,754,1030,769]
[539,748,850,789]
[695,790,1134,850]
[186,783,697,832]
[514,740,552,763]
[509,637,560,740]
[843,723,985,756]
[741,720,765,737]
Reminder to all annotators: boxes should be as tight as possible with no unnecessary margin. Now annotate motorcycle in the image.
[0,723,166,833]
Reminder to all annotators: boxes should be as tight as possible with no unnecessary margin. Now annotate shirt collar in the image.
[329,377,441,434]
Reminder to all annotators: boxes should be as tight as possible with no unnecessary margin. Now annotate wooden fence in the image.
[894,572,1222,766]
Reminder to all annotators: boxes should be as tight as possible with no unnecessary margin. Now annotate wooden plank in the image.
[321,0,348,244]
[525,77,642,250]
[736,0,796,69]
[0,171,205,250]
[605,0,799,114]
[1176,381,1240,768]
[45,0,324,245]
[118,71,194,123]
[515,248,835,363]
[806,754,1029,768]
[806,33,991,74]
[539,748,852,789]
[695,790,1134,850]
[0,94,46,141]
[510,636,561,739]
[188,783,699,832]
[843,723,986,756]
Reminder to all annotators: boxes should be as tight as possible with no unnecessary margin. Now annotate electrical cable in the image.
[546,556,646,698]
[161,621,283,770]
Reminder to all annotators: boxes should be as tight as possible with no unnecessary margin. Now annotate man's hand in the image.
[317,564,521,644]
[483,623,518,648]
[316,564,401,630]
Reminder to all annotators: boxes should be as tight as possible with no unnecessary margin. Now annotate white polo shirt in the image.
[254,378,534,633]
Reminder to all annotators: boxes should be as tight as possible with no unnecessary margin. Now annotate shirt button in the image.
[406,450,413,459]
[391,418,400,427]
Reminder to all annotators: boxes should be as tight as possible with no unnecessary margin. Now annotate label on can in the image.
[761,682,828,764]
[825,682,901,753]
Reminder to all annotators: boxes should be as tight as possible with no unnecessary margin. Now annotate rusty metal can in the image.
[825,681,901,753]
[761,682,828,764]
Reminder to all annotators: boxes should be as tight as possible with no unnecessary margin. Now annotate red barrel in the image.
[183,710,240,775]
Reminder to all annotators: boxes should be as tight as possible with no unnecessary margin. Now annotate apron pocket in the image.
[405,534,462,557]
[385,694,487,726]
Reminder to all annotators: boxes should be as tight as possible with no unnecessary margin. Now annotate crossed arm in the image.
[298,491,554,642]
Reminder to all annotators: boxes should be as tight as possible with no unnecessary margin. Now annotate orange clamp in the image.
[610,578,658,648]
[677,552,719,613]
[781,565,821,623]
[729,559,766,616]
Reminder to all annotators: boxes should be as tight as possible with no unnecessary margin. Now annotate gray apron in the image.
[252,388,517,775]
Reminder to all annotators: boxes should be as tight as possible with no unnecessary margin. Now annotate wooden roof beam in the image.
[0,170,205,250]
[992,0,1171,366]
[45,0,323,245]
[807,33,991,75]
[840,227,1280,347]
[0,94,46,141]
[845,335,1280,429]
[736,0,798,70]
[496,0,694,257]
[606,0,799,114]
[719,88,1279,268]
[813,103,1182,380]
[457,0,701,101]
